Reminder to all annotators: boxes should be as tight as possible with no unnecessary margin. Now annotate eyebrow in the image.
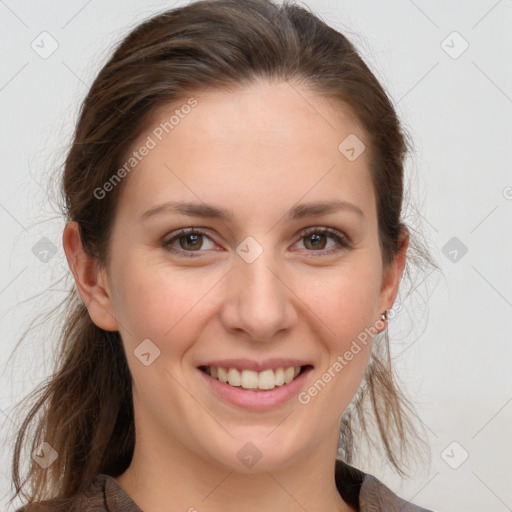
[140,199,365,222]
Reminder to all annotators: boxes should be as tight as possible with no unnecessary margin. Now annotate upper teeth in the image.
[206,366,302,390]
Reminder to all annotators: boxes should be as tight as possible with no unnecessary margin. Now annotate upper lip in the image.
[197,358,313,372]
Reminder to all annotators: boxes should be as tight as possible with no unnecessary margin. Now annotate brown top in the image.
[16,459,433,512]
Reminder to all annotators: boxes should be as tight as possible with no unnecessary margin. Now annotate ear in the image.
[377,226,409,318]
[62,221,119,331]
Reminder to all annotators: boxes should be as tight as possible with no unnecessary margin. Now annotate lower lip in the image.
[197,367,313,411]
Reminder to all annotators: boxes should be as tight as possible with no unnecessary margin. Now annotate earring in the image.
[377,309,388,333]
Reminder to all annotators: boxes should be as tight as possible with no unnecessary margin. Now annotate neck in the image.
[115,432,355,512]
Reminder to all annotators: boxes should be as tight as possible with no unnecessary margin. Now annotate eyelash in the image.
[162,226,352,258]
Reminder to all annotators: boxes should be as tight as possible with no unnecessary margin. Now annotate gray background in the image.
[1,1,511,511]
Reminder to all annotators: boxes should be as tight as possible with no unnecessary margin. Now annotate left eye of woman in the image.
[294,227,352,254]
[162,226,351,257]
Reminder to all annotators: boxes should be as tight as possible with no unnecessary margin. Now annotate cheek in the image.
[299,260,382,339]
[297,260,380,396]
[110,259,220,347]
[301,271,377,412]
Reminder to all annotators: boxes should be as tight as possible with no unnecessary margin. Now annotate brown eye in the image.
[294,227,351,255]
[163,228,216,257]
[178,233,203,251]
[303,232,328,250]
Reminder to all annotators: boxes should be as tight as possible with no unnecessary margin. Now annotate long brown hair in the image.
[9,0,437,507]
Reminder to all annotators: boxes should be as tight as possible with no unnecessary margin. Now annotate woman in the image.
[10,0,437,510]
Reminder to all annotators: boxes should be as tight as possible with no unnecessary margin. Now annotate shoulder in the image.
[360,473,434,511]
[334,459,435,512]
[14,474,111,512]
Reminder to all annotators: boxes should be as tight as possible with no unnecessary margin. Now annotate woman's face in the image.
[75,79,407,471]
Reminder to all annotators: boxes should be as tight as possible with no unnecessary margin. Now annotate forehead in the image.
[117,80,376,227]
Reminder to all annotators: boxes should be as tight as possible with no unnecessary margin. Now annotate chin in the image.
[199,430,307,474]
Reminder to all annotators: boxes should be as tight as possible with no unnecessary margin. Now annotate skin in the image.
[63,79,408,512]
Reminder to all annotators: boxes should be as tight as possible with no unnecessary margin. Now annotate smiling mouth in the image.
[198,365,312,391]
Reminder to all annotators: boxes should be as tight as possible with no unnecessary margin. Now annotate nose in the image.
[218,246,298,342]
